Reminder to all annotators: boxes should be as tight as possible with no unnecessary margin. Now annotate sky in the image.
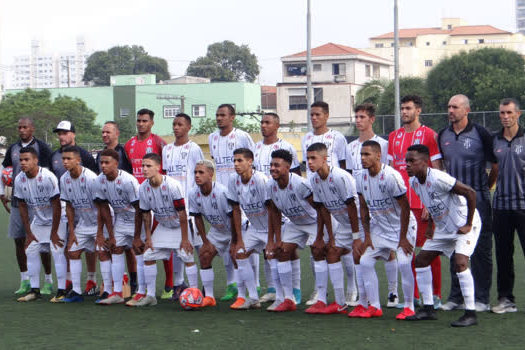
[0,0,518,86]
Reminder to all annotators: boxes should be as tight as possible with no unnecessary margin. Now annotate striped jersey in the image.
[302,129,347,179]
[346,135,388,176]
[254,139,300,175]
[189,182,233,237]
[162,140,204,197]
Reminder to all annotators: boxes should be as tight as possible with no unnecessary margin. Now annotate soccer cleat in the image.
[172,282,189,301]
[161,287,174,300]
[63,290,84,303]
[41,282,53,295]
[220,283,238,302]
[230,297,246,310]
[14,280,31,295]
[273,298,297,312]
[305,300,327,314]
[305,290,318,306]
[348,304,368,318]
[17,289,41,302]
[50,289,67,303]
[95,291,109,304]
[475,302,490,312]
[360,306,383,318]
[386,293,399,308]
[492,298,518,314]
[259,292,276,303]
[237,298,261,310]
[396,307,416,320]
[346,291,358,307]
[201,296,217,307]
[405,305,437,321]
[451,310,478,327]
[125,293,146,307]
[83,280,98,297]
[266,300,282,312]
[433,295,442,310]
[318,302,348,315]
[97,292,124,305]
[293,288,302,305]
[134,295,157,307]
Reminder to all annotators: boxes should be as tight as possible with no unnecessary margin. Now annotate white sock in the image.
[309,256,317,293]
[200,268,214,298]
[70,259,83,294]
[87,271,96,283]
[314,260,328,304]
[237,269,246,299]
[250,253,260,288]
[415,266,433,306]
[239,258,258,300]
[45,273,53,284]
[292,258,301,290]
[341,253,356,295]
[100,260,112,294]
[66,272,72,281]
[360,256,380,309]
[223,254,235,286]
[144,264,157,297]
[398,260,415,310]
[355,264,367,307]
[328,262,345,306]
[457,268,475,310]
[136,254,145,295]
[111,253,125,293]
[185,264,198,288]
[385,259,398,295]
[264,259,275,289]
[271,259,284,302]
[21,271,29,281]
[27,251,41,289]
[52,251,67,290]
[173,255,185,286]
[278,261,293,300]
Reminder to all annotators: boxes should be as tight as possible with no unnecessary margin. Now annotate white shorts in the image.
[207,229,231,257]
[334,223,362,250]
[362,229,416,264]
[25,241,50,255]
[114,226,146,249]
[188,217,203,247]
[243,227,267,253]
[30,222,67,255]
[143,247,194,263]
[422,220,481,258]
[69,233,96,253]
[282,222,320,249]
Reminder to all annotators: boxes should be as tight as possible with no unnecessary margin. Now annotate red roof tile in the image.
[261,85,277,94]
[284,42,384,60]
[449,25,510,36]
[371,25,510,39]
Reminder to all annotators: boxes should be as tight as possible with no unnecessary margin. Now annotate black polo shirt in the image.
[95,144,132,175]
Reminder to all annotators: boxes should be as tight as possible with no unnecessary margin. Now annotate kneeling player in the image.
[405,145,481,327]
[354,141,417,319]
[137,153,197,307]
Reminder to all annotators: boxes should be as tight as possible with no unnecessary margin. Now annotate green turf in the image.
[0,209,524,350]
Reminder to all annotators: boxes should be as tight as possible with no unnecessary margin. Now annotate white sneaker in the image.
[386,293,399,308]
[266,300,281,311]
[440,301,465,311]
[345,291,358,307]
[475,302,490,312]
[492,298,517,314]
[305,290,318,306]
[97,292,125,305]
[238,298,261,310]
[134,295,157,307]
[259,292,276,303]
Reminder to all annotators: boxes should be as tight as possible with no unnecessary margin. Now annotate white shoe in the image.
[345,291,358,307]
[97,292,125,305]
[475,302,490,312]
[386,293,399,308]
[440,301,465,311]
[492,298,517,314]
[237,298,261,310]
[305,290,318,306]
[266,300,281,311]
[134,295,157,307]
[259,292,276,303]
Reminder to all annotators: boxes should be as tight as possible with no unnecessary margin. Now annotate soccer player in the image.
[0,117,53,295]
[388,95,443,308]
[162,113,204,299]
[189,160,238,307]
[208,104,255,301]
[353,141,417,319]
[15,147,66,302]
[124,109,173,300]
[138,153,197,307]
[405,145,481,327]
[305,143,360,314]
[267,149,327,312]
[438,95,497,312]
[301,101,346,305]
[95,149,144,305]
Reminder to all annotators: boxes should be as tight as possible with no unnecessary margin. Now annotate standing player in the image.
[388,95,443,308]
[0,117,53,295]
[208,104,255,301]
[15,147,66,302]
[353,141,417,319]
[405,145,480,327]
[138,153,198,307]
[162,113,204,299]
[306,143,360,314]
[124,109,173,300]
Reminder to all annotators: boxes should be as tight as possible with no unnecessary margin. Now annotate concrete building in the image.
[277,43,392,128]
[518,0,525,34]
[261,86,277,114]
[365,18,525,77]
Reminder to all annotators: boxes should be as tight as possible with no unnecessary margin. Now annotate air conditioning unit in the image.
[334,75,346,82]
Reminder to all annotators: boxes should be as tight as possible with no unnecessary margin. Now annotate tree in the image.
[0,89,101,148]
[83,45,170,86]
[355,79,388,106]
[192,117,259,135]
[377,77,433,115]
[186,41,260,82]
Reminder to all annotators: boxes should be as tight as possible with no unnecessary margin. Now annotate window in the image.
[478,39,485,44]
[332,63,346,75]
[119,108,130,118]
[408,41,414,47]
[447,24,452,30]
[365,64,371,77]
[289,96,307,110]
[375,43,384,48]
[425,60,433,67]
[163,105,181,118]
[314,88,323,102]
[391,43,395,47]
[288,88,322,110]
[464,39,468,44]
[426,42,430,46]
[286,63,306,76]
[192,105,206,117]
[442,41,447,45]
[313,64,322,71]
[372,64,380,79]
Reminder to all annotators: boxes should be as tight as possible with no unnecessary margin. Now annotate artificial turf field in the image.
[0,209,524,350]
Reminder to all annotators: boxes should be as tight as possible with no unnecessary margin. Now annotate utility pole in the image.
[306,0,313,132]
[394,0,401,129]
[67,57,71,88]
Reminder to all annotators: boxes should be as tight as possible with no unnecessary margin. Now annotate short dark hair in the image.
[306,142,327,153]
[311,101,329,114]
[62,145,81,157]
[407,144,430,158]
[233,148,254,160]
[263,112,280,122]
[271,149,293,165]
[362,140,381,153]
[100,148,120,162]
[143,153,161,164]
[500,98,521,112]
[174,113,192,125]
[137,108,155,120]
[355,103,376,116]
[18,117,35,126]
[218,104,235,115]
[104,121,119,131]
[19,146,38,158]
[401,95,423,109]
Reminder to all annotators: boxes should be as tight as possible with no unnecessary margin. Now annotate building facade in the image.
[518,0,525,34]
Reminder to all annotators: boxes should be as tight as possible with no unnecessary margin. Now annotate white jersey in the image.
[302,129,347,179]
[311,167,357,227]
[14,167,59,226]
[357,164,416,241]
[162,140,204,197]
[209,128,255,186]
[60,167,98,234]
[227,170,269,232]
[139,176,184,229]
[95,170,139,229]
[189,182,233,236]
[268,173,316,226]
[254,139,300,175]
[346,135,388,176]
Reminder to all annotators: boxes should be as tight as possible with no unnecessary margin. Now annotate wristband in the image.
[352,233,361,240]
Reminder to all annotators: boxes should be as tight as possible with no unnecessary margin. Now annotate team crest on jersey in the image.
[257,144,261,149]
[22,177,26,183]
[463,138,472,149]
[273,186,277,192]
[211,200,218,210]
[146,147,153,154]
[326,134,332,139]
[38,176,42,182]
[397,132,403,139]
[515,145,523,155]
[364,174,367,181]
[289,193,297,202]
[117,188,122,195]
[167,145,173,151]
[162,194,169,202]
[315,178,319,183]
[66,178,71,184]
[380,174,384,181]
[416,130,422,137]
[228,142,235,150]
[307,135,312,140]
[273,144,279,150]
[251,189,257,197]
[161,185,166,191]
[147,139,152,146]
[329,186,337,195]
[364,186,368,191]
[426,181,431,188]
[379,184,387,193]
[184,144,190,149]
[117,179,121,185]
[147,187,150,192]
[430,192,436,200]
[181,152,188,160]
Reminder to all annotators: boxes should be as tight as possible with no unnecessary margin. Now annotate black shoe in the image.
[451,310,478,327]
[172,282,189,301]
[405,305,437,321]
